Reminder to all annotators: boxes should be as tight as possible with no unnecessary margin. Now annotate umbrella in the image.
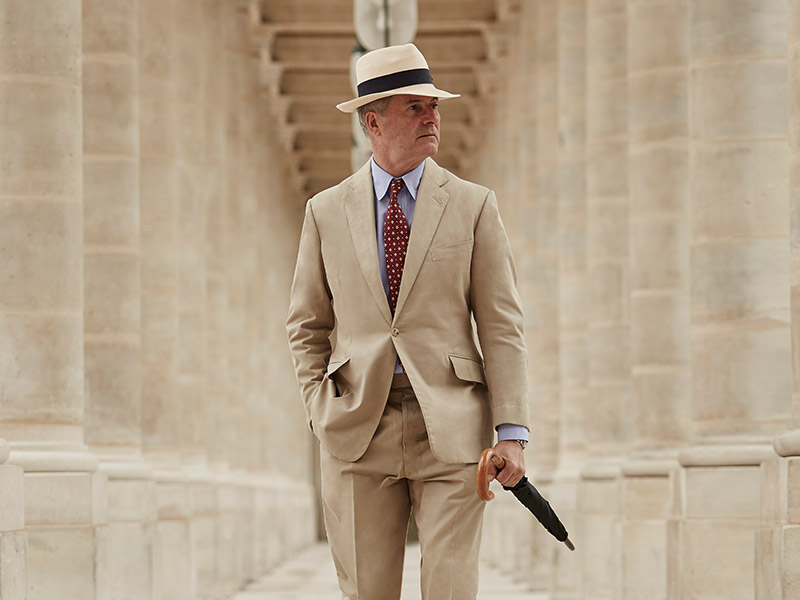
[477,448,575,551]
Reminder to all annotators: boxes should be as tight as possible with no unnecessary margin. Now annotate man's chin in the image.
[419,137,439,154]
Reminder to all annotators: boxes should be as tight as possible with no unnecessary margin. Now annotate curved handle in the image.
[476,448,505,502]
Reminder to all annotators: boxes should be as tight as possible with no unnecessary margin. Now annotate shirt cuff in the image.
[496,423,529,443]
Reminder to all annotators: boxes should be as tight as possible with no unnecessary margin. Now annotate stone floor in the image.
[230,542,548,599]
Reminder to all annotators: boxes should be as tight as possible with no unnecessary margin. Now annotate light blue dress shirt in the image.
[369,158,529,444]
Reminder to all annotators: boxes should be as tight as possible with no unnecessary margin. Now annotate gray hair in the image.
[356,97,392,136]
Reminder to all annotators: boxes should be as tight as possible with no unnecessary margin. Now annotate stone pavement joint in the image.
[229,542,549,599]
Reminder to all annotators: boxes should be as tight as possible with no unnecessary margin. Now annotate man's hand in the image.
[486,440,526,488]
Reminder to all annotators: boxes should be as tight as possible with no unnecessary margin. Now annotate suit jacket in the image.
[286,158,530,464]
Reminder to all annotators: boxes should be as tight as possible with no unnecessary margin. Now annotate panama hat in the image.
[336,43,460,113]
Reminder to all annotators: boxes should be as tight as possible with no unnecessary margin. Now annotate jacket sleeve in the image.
[470,190,531,431]
[286,200,334,431]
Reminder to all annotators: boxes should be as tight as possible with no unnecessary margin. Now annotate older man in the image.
[286,43,530,600]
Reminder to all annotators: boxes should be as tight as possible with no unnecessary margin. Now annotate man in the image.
[286,43,530,600]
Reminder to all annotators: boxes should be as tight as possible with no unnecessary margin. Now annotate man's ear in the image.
[365,111,380,136]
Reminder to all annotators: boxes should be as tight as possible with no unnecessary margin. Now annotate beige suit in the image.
[286,157,529,599]
[287,158,529,459]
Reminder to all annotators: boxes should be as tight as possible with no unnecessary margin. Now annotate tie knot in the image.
[390,178,404,198]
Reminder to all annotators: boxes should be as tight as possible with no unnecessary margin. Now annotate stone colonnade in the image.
[478,0,799,598]
[0,1,314,599]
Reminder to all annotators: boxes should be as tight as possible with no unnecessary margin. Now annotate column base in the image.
[0,450,26,600]
[579,461,622,600]
[148,456,192,600]
[619,456,678,600]
[761,447,800,599]
[547,464,581,600]
[673,443,775,600]
[95,451,157,600]
[7,445,108,600]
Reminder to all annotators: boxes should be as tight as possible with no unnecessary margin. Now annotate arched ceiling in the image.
[248,0,521,198]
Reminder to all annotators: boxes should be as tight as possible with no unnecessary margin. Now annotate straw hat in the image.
[336,43,460,113]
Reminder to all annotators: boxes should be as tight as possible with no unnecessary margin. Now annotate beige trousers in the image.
[320,375,486,600]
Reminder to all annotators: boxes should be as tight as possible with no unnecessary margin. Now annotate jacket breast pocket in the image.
[429,239,473,262]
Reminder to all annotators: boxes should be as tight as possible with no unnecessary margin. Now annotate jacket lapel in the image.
[343,162,393,325]
[394,158,449,318]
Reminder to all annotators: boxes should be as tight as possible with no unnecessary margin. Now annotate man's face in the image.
[368,94,441,175]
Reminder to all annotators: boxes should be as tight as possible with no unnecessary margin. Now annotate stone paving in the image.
[230,542,548,600]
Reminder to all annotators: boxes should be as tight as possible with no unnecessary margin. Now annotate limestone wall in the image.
[0,1,315,599]
[478,1,799,598]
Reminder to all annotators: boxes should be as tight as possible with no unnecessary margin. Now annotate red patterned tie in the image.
[384,178,408,315]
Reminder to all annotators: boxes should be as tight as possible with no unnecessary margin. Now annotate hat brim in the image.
[336,83,460,113]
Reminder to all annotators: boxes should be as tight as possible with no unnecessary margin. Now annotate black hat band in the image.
[357,68,434,97]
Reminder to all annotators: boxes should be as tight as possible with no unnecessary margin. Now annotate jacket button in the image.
[391,327,400,337]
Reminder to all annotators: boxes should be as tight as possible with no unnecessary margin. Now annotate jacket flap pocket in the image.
[326,357,350,378]
[449,354,486,384]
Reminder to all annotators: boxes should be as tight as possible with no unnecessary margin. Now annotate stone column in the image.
[512,4,539,586]
[623,1,690,598]
[532,0,561,480]
[0,2,109,599]
[553,0,587,597]
[0,439,25,600]
[472,15,533,581]
[197,0,226,597]
[82,2,157,599]
[0,6,29,595]
[527,0,567,594]
[580,0,629,596]
[215,7,255,594]
[677,1,790,598]
[772,1,800,597]
[174,0,208,470]
[138,0,192,598]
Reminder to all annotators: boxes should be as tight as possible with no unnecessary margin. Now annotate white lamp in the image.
[354,0,418,51]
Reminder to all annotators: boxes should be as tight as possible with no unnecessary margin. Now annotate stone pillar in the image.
[792,0,800,435]
[174,0,209,470]
[580,0,629,596]
[196,0,226,597]
[513,4,540,586]
[528,0,566,594]
[216,7,255,593]
[138,0,192,598]
[82,2,157,599]
[0,440,25,600]
[532,0,561,479]
[0,6,28,592]
[0,2,109,599]
[772,1,800,598]
[622,1,690,598]
[472,12,533,582]
[553,0,587,597]
[677,1,790,598]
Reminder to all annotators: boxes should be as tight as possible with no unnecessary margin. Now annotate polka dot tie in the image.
[384,178,408,315]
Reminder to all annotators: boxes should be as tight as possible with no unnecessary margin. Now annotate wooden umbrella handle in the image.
[477,448,505,501]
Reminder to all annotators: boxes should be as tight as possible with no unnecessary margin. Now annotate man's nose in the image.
[422,106,439,124]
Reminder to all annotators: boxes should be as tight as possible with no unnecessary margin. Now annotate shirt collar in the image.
[370,157,426,202]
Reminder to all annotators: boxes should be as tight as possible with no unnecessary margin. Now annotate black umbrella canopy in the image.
[477,448,575,551]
